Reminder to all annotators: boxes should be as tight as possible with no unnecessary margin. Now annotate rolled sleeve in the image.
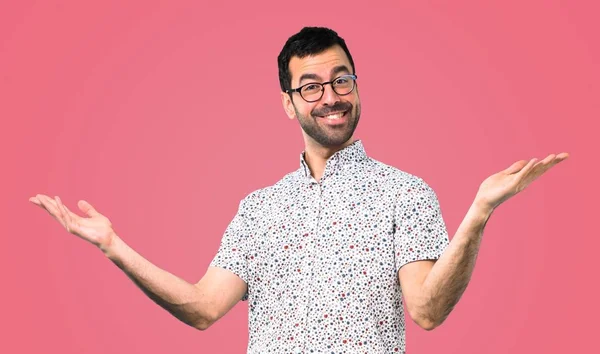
[394,177,450,272]
[210,198,252,301]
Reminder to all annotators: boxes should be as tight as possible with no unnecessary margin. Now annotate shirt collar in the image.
[299,139,368,179]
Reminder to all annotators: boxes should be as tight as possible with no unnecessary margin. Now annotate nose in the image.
[320,83,340,106]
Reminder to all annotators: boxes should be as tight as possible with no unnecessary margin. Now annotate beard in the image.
[293,99,361,147]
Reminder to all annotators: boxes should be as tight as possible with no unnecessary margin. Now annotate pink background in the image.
[2,1,598,353]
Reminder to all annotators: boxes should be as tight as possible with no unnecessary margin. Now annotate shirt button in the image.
[293,347,302,353]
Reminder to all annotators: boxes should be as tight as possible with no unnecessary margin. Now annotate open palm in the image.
[475,152,569,210]
[29,195,116,250]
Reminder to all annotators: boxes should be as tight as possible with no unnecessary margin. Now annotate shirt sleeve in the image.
[209,197,252,301]
[394,177,450,272]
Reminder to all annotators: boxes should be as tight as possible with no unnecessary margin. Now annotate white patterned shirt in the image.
[210,140,450,353]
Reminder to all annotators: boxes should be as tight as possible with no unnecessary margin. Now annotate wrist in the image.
[100,232,125,261]
[472,198,495,218]
[463,199,494,231]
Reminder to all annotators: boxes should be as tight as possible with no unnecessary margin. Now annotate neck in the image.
[303,137,356,182]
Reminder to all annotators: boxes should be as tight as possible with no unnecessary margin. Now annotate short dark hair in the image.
[277,27,356,92]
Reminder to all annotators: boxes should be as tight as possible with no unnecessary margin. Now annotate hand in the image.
[29,194,117,251]
[474,152,570,211]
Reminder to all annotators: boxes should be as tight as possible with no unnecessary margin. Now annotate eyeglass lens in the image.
[301,76,356,102]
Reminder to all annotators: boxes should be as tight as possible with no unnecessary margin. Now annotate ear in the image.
[281,91,297,120]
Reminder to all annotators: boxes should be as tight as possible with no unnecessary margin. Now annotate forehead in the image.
[288,45,352,85]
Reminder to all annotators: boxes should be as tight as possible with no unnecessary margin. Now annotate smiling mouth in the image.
[316,110,348,121]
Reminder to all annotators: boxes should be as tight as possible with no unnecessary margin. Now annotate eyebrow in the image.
[298,65,351,84]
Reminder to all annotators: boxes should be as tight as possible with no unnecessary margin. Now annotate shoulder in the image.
[364,158,444,218]
[237,169,303,211]
[366,158,433,194]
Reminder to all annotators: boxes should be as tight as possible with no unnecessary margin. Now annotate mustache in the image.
[312,102,352,117]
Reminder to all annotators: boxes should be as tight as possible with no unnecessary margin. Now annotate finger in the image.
[516,158,538,178]
[54,196,69,229]
[511,158,538,193]
[543,153,568,171]
[536,153,568,168]
[525,153,563,185]
[55,196,68,222]
[555,152,569,162]
[37,194,60,217]
[29,196,42,206]
[59,198,82,230]
[78,200,100,218]
[504,160,529,175]
[550,152,569,165]
[533,156,555,176]
[61,201,75,224]
[533,154,555,168]
[40,195,66,229]
[56,196,79,234]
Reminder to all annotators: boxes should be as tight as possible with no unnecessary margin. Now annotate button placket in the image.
[298,178,322,351]
[294,179,321,350]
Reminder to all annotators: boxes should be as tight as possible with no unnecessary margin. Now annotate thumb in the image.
[504,160,529,175]
[78,200,100,217]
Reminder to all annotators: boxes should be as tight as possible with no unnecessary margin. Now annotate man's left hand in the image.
[474,152,570,211]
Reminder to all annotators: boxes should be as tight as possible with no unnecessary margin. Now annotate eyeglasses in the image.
[286,74,358,103]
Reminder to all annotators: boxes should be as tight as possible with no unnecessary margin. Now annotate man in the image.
[30,27,568,353]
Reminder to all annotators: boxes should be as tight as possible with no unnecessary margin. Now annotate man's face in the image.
[282,45,361,148]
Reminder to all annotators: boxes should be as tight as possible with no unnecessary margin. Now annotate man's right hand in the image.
[29,193,247,330]
[29,195,117,254]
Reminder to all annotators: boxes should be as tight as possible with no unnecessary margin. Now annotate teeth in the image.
[324,112,344,120]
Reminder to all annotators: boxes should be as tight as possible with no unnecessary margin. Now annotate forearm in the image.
[101,234,214,330]
[417,201,493,328]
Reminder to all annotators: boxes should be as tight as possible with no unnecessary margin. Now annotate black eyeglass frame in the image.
[285,74,358,103]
